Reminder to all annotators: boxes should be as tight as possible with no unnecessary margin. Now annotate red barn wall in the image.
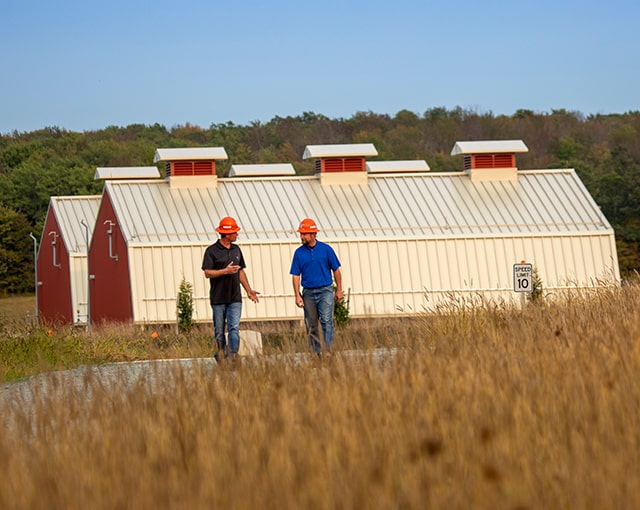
[37,209,73,324]
[89,192,133,323]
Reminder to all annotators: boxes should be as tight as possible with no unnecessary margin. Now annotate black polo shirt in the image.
[201,240,246,305]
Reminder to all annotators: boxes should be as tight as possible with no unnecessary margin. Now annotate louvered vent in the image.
[464,154,516,170]
[495,154,515,167]
[317,157,366,173]
[194,161,214,175]
[166,161,217,177]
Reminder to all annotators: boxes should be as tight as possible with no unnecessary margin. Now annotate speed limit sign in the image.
[513,263,533,292]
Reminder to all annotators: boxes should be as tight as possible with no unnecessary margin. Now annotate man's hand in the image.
[226,261,241,274]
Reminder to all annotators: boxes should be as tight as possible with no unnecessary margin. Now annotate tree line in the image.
[1,107,639,295]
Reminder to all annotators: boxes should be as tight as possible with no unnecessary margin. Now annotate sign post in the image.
[513,262,533,308]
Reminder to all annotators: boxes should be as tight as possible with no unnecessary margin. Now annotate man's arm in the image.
[239,269,260,303]
[333,268,343,301]
[292,274,303,308]
[203,261,240,279]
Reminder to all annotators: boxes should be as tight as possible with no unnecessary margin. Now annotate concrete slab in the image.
[239,330,262,356]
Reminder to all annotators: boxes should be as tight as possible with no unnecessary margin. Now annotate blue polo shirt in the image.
[290,240,341,289]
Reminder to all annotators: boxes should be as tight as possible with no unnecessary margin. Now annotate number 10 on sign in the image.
[513,263,533,293]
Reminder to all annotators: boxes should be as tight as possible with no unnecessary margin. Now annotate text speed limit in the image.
[513,263,533,293]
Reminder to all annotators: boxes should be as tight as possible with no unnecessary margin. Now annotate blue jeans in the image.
[212,301,242,359]
[302,285,335,353]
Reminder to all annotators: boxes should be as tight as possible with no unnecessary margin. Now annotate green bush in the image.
[527,267,544,303]
[334,286,350,328]
[177,278,194,333]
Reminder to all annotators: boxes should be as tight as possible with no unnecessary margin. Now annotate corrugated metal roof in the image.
[366,160,430,173]
[229,163,296,177]
[104,169,611,245]
[302,143,378,159]
[94,166,160,180]
[451,140,529,155]
[153,147,228,162]
[50,196,101,253]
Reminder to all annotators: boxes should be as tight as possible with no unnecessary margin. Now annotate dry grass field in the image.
[0,294,35,323]
[1,283,640,509]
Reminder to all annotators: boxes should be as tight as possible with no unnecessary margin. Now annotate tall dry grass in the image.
[1,283,640,509]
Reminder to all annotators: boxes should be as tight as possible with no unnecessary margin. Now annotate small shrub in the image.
[177,278,194,333]
[527,267,544,303]
[334,286,350,328]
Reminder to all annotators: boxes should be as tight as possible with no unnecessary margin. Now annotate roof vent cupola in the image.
[450,140,528,182]
[302,143,378,185]
[153,147,228,188]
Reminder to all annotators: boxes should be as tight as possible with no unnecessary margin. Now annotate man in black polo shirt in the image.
[202,216,259,361]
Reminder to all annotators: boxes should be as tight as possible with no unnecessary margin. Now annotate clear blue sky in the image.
[2,0,639,134]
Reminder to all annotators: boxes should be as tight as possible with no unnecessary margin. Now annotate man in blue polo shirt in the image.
[290,218,343,354]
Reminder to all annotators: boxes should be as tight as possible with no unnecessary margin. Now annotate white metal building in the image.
[86,142,620,325]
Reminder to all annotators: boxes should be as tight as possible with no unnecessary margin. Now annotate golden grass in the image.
[1,284,640,509]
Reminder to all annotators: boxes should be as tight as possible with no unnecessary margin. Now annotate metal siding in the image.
[303,144,378,159]
[461,239,476,288]
[367,160,430,173]
[379,242,394,311]
[129,242,304,324]
[154,147,228,162]
[405,241,427,312]
[69,255,88,324]
[343,242,365,308]
[582,236,614,283]
[559,237,578,284]
[398,241,414,295]
[95,167,160,180]
[51,196,101,254]
[606,235,621,279]
[155,246,170,321]
[242,243,302,320]
[105,170,612,244]
[99,169,618,323]
[40,197,100,324]
[572,237,587,283]
[451,140,529,155]
[547,237,577,286]
[90,193,133,323]
[544,238,561,284]
[230,164,295,177]
[579,236,595,280]
[146,247,162,322]
[548,175,578,231]
[124,232,619,323]
[591,237,607,280]
[38,211,73,324]
[131,245,204,324]
[262,244,293,312]
[434,241,450,290]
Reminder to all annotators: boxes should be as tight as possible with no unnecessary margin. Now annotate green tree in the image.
[0,206,34,295]
[2,108,640,284]
[333,285,350,328]
[177,278,194,333]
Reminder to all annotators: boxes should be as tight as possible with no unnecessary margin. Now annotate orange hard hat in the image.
[216,216,241,234]
[297,218,320,234]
